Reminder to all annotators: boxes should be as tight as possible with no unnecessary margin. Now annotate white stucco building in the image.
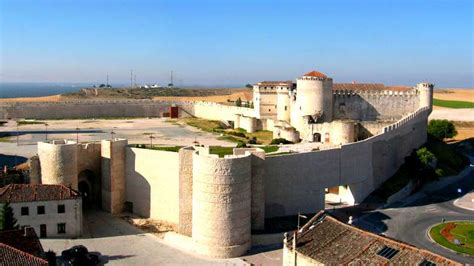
[0,184,82,238]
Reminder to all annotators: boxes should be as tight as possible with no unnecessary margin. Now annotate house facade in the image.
[0,184,82,238]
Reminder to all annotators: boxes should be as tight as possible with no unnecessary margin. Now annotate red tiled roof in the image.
[333,83,412,92]
[303,71,327,78]
[0,184,80,203]
[0,228,44,258]
[0,243,48,266]
[288,211,460,265]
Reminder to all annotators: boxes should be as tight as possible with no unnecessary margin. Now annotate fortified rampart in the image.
[32,103,430,258]
[333,89,420,121]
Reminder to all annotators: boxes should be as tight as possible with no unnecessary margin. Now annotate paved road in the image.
[356,165,474,264]
[41,209,245,265]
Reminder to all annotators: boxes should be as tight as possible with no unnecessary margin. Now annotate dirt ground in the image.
[433,89,474,102]
[449,121,474,142]
[0,94,64,102]
[153,90,252,103]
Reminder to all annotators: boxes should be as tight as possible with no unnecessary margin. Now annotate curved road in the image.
[358,165,474,264]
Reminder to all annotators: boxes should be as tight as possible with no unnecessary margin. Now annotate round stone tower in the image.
[296,71,333,122]
[416,82,434,111]
[192,151,252,258]
[277,85,291,122]
[38,140,78,189]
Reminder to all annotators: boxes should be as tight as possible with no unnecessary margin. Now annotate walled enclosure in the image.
[30,72,434,258]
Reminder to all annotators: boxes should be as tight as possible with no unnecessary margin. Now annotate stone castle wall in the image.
[125,147,180,224]
[333,90,419,121]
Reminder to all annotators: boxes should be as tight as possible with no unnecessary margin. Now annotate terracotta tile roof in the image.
[0,228,44,258]
[0,243,48,266]
[303,71,327,78]
[288,211,461,265]
[333,83,412,92]
[0,184,80,203]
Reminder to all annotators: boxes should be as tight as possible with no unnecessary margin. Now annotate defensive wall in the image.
[0,99,254,120]
[32,104,430,258]
[333,89,420,121]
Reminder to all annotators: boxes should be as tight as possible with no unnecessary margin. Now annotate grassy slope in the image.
[433,98,474,109]
[429,222,474,256]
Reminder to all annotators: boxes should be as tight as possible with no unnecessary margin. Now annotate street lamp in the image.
[45,123,49,141]
[75,127,80,143]
[16,121,19,146]
[149,134,155,148]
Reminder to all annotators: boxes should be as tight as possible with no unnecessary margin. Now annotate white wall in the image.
[11,199,82,238]
[125,147,180,224]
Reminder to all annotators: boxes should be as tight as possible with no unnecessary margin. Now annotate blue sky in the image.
[1,0,473,87]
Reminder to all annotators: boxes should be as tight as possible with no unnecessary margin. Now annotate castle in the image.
[15,71,433,258]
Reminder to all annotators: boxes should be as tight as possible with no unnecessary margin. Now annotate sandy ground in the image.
[433,89,474,102]
[153,90,253,103]
[0,94,64,102]
[0,90,253,103]
[0,118,233,160]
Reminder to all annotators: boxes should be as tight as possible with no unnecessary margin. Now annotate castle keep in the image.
[21,71,434,258]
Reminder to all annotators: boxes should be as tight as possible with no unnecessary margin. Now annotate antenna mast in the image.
[130,69,133,88]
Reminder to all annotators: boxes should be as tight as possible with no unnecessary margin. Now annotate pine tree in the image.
[235,97,242,107]
[0,203,18,231]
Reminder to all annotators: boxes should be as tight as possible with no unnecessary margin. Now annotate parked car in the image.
[61,245,100,266]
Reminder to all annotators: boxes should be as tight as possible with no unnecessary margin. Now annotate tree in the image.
[428,120,457,140]
[245,84,253,89]
[235,97,242,107]
[0,203,18,231]
[98,84,106,88]
[416,147,435,168]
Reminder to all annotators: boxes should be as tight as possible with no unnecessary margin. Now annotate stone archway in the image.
[78,169,100,208]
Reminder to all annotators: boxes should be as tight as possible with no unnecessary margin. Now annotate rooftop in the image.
[288,212,460,265]
[334,83,412,92]
[0,244,48,266]
[0,184,81,203]
[0,228,44,259]
[302,71,327,78]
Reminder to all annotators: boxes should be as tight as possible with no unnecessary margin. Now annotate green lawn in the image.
[429,222,474,256]
[134,144,278,157]
[433,98,474,109]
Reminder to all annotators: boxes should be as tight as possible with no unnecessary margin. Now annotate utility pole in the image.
[134,75,137,88]
[130,69,134,89]
[106,74,109,87]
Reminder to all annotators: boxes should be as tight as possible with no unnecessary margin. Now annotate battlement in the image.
[382,106,430,133]
[333,89,418,97]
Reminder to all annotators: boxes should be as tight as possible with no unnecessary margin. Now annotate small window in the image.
[57,223,66,234]
[21,207,29,216]
[58,204,65,213]
[377,246,399,260]
[268,109,271,112]
[37,206,45,215]
[284,106,287,111]
[419,259,436,266]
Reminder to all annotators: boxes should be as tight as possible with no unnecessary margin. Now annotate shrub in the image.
[270,138,293,145]
[435,168,444,177]
[416,147,435,168]
[428,120,457,140]
[236,141,247,148]
[248,137,257,144]
[228,131,246,138]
